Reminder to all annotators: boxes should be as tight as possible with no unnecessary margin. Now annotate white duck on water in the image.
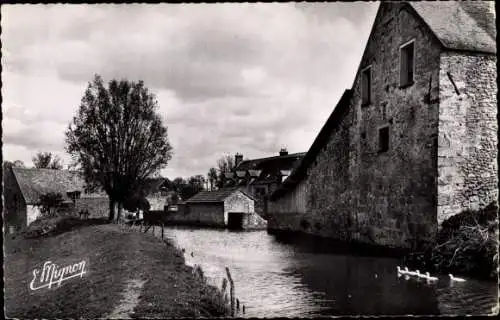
[449,274,466,282]
[397,266,408,275]
[407,269,421,277]
[422,272,438,281]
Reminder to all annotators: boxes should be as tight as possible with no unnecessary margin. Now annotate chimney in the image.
[279,147,288,156]
[235,153,243,167]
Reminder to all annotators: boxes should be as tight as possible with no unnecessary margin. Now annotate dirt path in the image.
[106,279,147,319]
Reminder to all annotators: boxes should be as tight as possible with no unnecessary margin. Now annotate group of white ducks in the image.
[397,266,466,282]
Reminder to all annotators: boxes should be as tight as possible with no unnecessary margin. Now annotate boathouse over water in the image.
[163,188,267,230]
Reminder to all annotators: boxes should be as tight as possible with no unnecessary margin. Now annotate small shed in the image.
[185,188,265,229]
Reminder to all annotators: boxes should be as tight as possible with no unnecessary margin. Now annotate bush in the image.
[39,192,65,218]
[300,219,310,230]
[404,202,499,280]
[24,216,78,238]
[23,216,107,239]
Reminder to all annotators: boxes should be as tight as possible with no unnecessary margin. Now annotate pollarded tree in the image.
[65,74,173,222]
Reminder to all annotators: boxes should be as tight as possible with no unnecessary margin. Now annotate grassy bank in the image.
[404,202,499,281]
[4,222,228,318]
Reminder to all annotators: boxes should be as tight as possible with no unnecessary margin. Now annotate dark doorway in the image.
[227,212,244,230]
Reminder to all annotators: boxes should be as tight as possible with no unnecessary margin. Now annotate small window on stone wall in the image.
[400,40,415,87]
[379,126,390,153]
[361,66,372,106]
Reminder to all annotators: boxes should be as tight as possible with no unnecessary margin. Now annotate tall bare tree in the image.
[65,74,173,222]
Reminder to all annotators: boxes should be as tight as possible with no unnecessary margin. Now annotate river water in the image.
[151,226,498,317]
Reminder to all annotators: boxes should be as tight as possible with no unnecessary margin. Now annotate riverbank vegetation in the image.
[404,202,498,280]
[4,222,228,318]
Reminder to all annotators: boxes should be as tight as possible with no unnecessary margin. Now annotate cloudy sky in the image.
[2,3,378,179]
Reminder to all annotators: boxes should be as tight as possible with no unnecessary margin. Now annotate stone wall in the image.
[223,191,255,225]
[75,196,110,219]
[2,165,27,230]
[146,195,167,211]
[242,212,267,230]
[268,2,442,250]
[437,52,498,224]
[184,203,225,227]
[26,205,41,226]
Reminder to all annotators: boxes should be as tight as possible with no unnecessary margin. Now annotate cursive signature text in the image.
[30,260,87,291]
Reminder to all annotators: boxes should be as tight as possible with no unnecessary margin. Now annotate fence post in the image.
[162,223,164,240]
[153,224,155,235]
[225,267,235,317]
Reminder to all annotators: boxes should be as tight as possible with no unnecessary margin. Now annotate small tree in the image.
[39,192,64,217]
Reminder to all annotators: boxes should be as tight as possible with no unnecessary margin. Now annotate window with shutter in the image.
[400,40,415,87]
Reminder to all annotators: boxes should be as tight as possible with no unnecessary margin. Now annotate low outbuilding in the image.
[184,188,266,230]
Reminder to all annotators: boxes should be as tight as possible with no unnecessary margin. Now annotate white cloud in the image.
[1,3,378,179]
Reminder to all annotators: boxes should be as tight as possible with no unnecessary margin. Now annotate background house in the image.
[3,167,109,232]
[222,149,305,217]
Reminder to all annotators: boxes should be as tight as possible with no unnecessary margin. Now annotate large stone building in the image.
[268,1,497,250]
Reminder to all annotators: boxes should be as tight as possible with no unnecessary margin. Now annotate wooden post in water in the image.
[225,267,235,317]
[153,224,155,235]
[162,223,164,239]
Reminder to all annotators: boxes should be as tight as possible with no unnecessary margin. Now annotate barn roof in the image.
[236,152,306,172]
[185,187,255,203]
[408,1,496,53]
[12,168,86,204]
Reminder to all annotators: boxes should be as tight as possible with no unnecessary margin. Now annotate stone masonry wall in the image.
[345,3,441,249]
[146,195,166,211]
[437,52,498,224]
[224,191,255,225]
[185,203,226,227]
[3,165,27,230]
[269,3,442,250]
[75,197,110,219]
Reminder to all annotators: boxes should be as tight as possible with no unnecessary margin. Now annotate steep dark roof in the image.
[408,1,496,53]
[271,90,353,201]
[236,152,306,171]
[185,187,255,204]
[229,152,305,187]
[12,168,86,204]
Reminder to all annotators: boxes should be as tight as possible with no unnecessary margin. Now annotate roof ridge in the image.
[237,152,307,165]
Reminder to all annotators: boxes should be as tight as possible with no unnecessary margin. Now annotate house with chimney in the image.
[268,1,497,251]
[222,148,306,216]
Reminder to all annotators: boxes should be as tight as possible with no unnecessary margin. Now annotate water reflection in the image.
[156,227,497,317]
